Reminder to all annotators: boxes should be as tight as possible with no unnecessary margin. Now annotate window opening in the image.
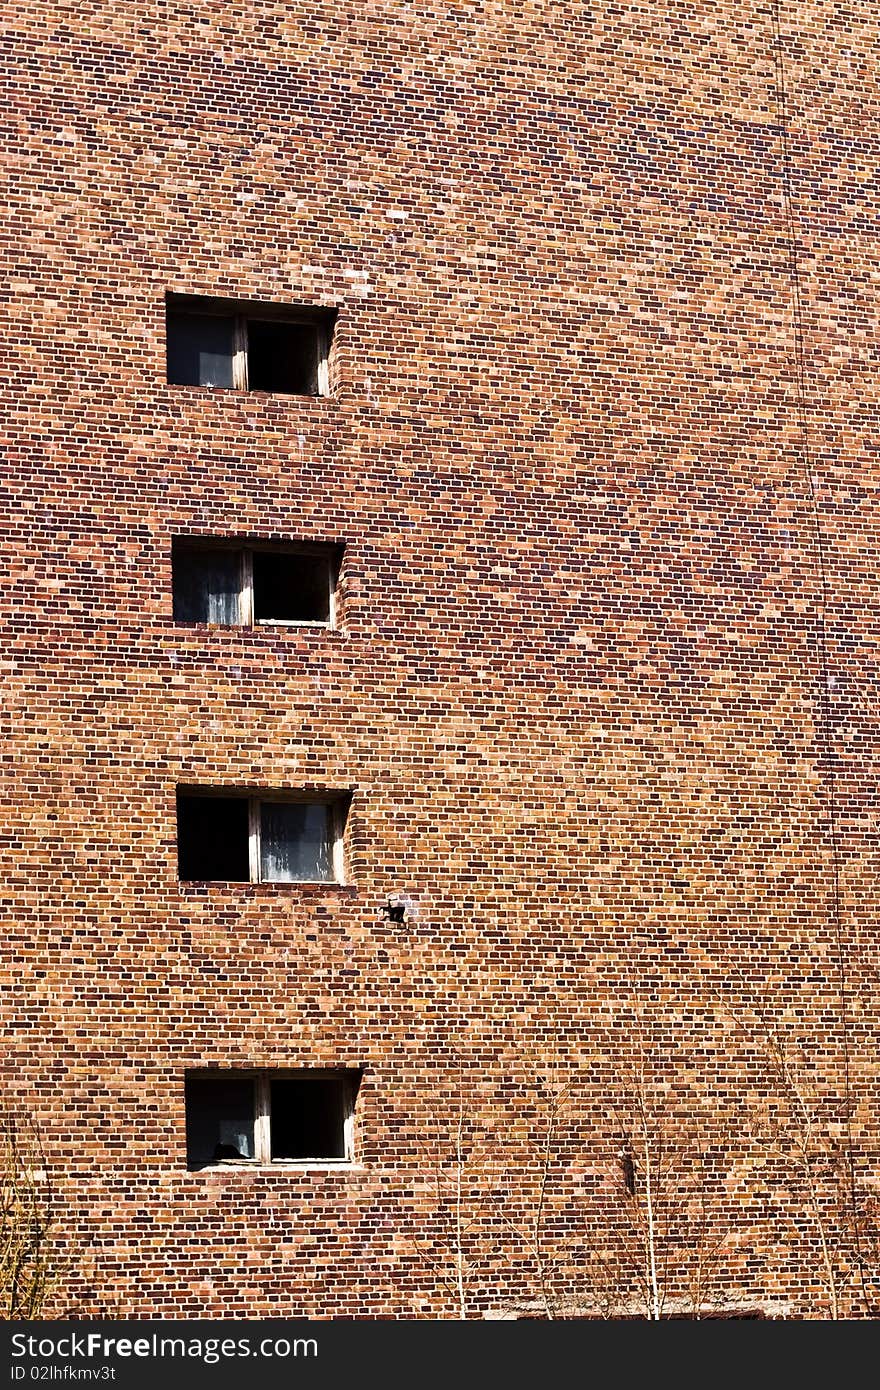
[177,791,347,884]
[185,1071,359,1169]
[166,295,334,396]
[172,541,337,628]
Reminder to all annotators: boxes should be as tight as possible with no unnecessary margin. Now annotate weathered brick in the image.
[3,0,879,1319]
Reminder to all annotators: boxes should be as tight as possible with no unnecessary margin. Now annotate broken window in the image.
[185,1071,360,1169]
[176,790,348,883]
[166,294,335,395]
[172,540,339,627]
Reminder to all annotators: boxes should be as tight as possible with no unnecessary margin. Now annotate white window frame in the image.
[167,295,334,397]
[174,539,339,629]
[187,1069,359,1167]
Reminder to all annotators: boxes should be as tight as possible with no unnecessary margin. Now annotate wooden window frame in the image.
[173,538,340,629]
[179,788,349,885]
[186,1069,360,1168]
[166,294,335,397]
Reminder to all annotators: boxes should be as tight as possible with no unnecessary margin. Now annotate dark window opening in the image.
[172,540,338,628]
[185,1070,361,1169]
[247,319,320,395]
[270,1078,351,1160]
[177,794,250,882]
[165,295,335,396]
[185,1076,256,1168]
[252,550,331,624]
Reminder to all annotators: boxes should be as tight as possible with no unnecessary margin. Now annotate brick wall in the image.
[3,0,879,1317]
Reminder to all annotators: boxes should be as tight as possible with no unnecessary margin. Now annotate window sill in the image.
[165,384,336,403]
[254,620,334,629]
[170,621,343,634]
[190,1163,366,1174]
[169,623,349,646]
[178,880,356,889]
